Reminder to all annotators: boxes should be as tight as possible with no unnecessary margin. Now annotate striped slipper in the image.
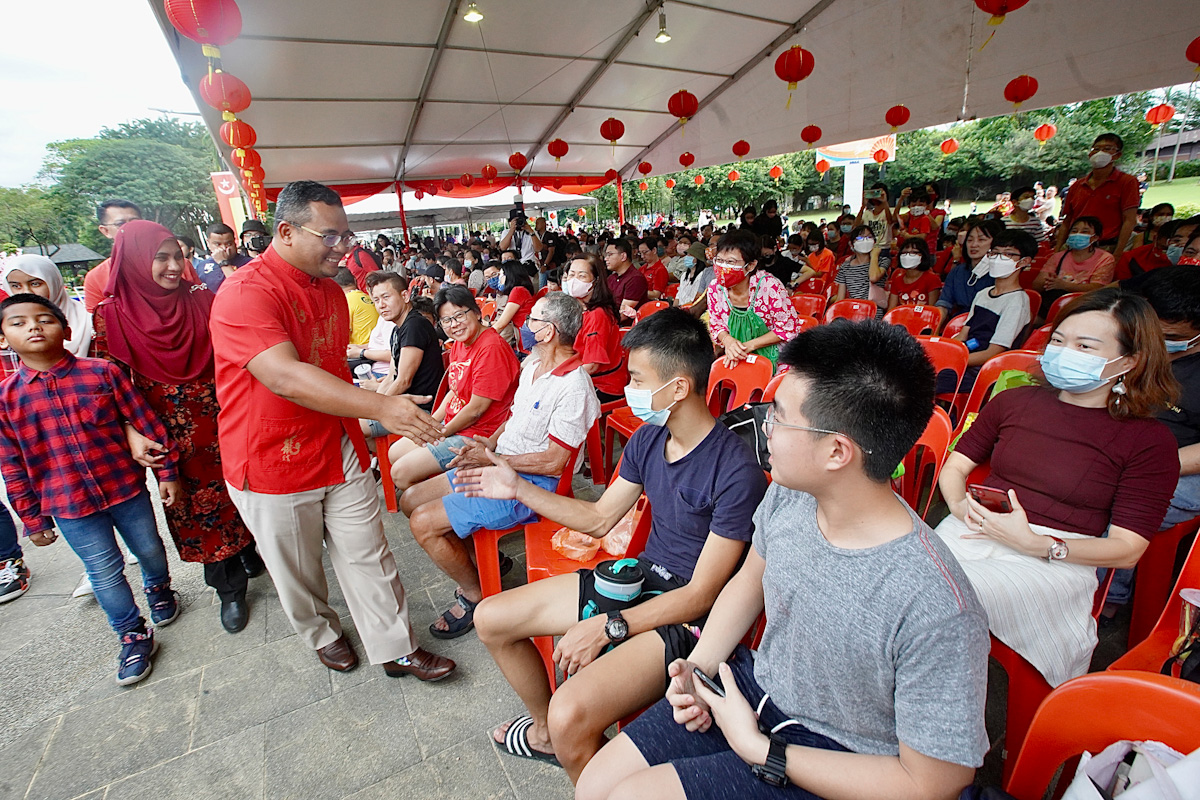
[495,715,561,766]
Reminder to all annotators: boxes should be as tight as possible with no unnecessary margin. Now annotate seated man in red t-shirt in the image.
[1114,220,1174,281]
[388,285,519,491]
[637,238,671,300]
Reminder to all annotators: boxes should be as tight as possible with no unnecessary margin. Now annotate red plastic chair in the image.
[479,299,497,321]
[706,355,774,416]
[942,312,968,338]
[883,304,941,336]
[1018,268,1038,290]
[1004,672,1200,800]
[533,286,550,300]
[1127,518,1200,648]
[583,400,624,486]
[790,293,826,318]
[602,407,642,486]
[376,373,451,513]
[795,314,819,331]
[824,298,876,323]
[919,335,970,409]
[663,283,679,299]
[761,372,786,403]
[952,350,1041,429]
[794,272,828,296]
[636,301,669,321]
[1045,292,1083,324]
[1023,289,1042,323]
[1109,529,1200,671]
[893,406,952,519]
[1021,323,1054,352]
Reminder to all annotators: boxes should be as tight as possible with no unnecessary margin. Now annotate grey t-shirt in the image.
[751,484,990,767]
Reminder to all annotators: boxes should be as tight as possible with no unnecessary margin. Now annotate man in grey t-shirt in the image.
[578,320,990,800]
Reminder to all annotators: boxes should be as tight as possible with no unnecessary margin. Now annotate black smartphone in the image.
[692,667,725,697]
[968,484,1013,514]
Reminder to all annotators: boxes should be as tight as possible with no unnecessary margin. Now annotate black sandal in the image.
[429,591,478,640]
[495,715,561,766]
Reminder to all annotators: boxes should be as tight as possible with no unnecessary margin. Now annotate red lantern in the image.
[769,165,783,183]
[604,169,620,183]
[1189,36,1200,73]
[974,0,1030,25]
[1004,75,1038,108]
[774,45,815,108]
[667,90,699,126]
[460,173,475,188]
[694,174,705,186]
[732,140,750,160]
[664,178,676,190]
[232,148,260,169]
[1033,123,1057,145]
[199,70,251,116]
[599,118,625,145]
[508,152,528,173]
[441,178,455,193]
[800,125,822,149]
[940,137,960,156]
[414,189,425,200]
[577,208,586,217]
[547,139,569,161]
[576,175,588,186]
[164,0,243,48]
[219,119,256,149]
[815,159,830,174]
[885,104,910,131]
[481,164,498,184]
[242,166,264,183]
[679,152,695,168]
[872,149,889,164]
[1146,104,1176,127]
[427,186,438,196]
[728,169,740,183]
[638,181,648,192]
[637,161,653,176]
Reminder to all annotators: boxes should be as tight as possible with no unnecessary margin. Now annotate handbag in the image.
[717,403,771,471]
[1061,740,1191,800]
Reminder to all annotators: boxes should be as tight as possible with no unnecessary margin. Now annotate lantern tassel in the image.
[978,30,997,51]
[202,44,222,59]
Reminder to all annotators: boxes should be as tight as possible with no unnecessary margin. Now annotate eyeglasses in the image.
[763,406,873,454]
[439,310,473,327]
[712,259,747,269]
[102,218,136,229]
[293,224,355,248]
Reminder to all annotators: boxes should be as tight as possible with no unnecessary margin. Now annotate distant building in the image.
[19,243,104,273]
[1140,130,1200,165]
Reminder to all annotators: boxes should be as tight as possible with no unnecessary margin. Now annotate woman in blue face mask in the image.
[1033,216,1116,318]
[932,288,1180,689]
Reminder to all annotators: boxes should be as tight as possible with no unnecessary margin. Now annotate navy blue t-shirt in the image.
[619,421,768,581]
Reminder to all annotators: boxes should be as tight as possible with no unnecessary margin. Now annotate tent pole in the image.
[395,182,411,249]
[617,179,625,227]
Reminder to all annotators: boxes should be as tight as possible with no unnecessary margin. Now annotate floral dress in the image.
[92,314,252,563]
[706,270,801,368]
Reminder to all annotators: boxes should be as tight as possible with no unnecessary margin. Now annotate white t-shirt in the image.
[366,318,396,377]
[496,353,600,458]
[511,230,539,264]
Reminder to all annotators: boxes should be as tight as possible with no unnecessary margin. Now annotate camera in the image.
[248,234,271,252]
[509,207,527,228]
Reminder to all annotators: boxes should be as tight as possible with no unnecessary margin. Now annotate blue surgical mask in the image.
[681,255,695,269]
[1165,334,1200,354]
[1167,245,1184,265]
[1039,344,1127,393]
[1065,233,1093,251]
[519,323,538,351]
[840,224,853,233]
[623,377,681,427]
[486,276,500,290]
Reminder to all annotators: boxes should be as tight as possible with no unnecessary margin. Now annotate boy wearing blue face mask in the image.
[452,307,768,780]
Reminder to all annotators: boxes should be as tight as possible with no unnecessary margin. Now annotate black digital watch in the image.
[750,732,789,787]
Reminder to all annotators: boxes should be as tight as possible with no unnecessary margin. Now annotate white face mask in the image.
[1089,151,1114,169]
[1153,215,1173,227]
[910,206,926,216]
[1018,198,1035,211]
[899,253,922,269]
[852,238,875,254]
[988,254,1020,279]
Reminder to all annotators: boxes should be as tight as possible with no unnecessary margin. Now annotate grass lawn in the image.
[1140,179,1200,214]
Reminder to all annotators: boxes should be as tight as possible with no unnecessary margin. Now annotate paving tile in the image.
[498,739,575,800]
[28,671,202,800]
[345,734,518,800]
[137,590,267,685]
[192,636,330,747]
[0,717,57,799]
[263,678,420,800]
[105,724,265,800]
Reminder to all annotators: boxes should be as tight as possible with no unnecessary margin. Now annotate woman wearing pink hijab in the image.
[95,220,261,633]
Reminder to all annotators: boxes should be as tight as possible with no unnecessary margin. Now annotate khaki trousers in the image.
[227,436,415,664]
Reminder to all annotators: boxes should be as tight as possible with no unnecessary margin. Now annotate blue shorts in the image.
[424,435,472,470]
[365,419,390,439]
[442,469,558,538]
[623,645,849,800]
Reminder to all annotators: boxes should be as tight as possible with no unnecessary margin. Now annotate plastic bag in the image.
[550,505,638,562]
[1062,740,1188,800]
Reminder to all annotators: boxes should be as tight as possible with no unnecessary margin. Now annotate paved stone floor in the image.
[1,480,1137,800]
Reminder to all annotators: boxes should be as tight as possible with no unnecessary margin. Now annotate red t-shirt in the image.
[1114,244,1172,281]
[345,245,380,294]
[504,286,535,329]
[577,307,628,396]
[1060,168,1140,245]
[445,327,519,439]
[887,270,943,305]
[640,260,670,294]
[83,258,111,313]
[209,246,369,494]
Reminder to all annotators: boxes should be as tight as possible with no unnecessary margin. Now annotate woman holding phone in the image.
[933,288,1179,687]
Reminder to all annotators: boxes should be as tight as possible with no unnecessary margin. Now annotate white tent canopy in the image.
[148,0,1198,195]
[343,186,597,232]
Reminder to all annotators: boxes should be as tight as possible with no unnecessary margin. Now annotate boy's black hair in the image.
[1136,266,1200,329]
[778,320,934,482]
[333,267,356,288]
[993,229,1039,259]
[0,294,69,330]
[433,284,479,317]
[714,229,760,267]
[366,271,409,294]
[622,307,713,394]
[206,222,235,238]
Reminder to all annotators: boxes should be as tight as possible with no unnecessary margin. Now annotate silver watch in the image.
[1047,536,1069,561]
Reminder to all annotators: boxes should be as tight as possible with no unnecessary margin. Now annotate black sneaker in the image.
[115,628,158,685]
[0,557,30,604]
[146,583,180,627]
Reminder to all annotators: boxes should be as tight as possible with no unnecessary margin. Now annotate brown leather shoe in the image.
[382,647,456,682]
[317,636,358,672]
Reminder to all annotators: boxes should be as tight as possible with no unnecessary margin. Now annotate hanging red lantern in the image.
[769,165,783,183]
[800,125,822,149]
[427,186,438,196]
[231,148,260,169]
[576,175,588,186]
[774,45,815,108]
[460,173,475,188]
[164,0,243,52]
[872,149,889,164]
[604,168,620,183]
[414,189,425,200]
[1189,36,1200,73]
[940,137,960,156]
[599,118,625,145]
[241,165,264,183]
[577,208,587,217]
[815,159,830,174]
[1033,123,1057,145]
[441,178,455,193]
[667,89,700,128]
[1146,104,1176,127]
[637,161,653,176]
[219,119,256,149]
[974,0,1030,26]
[508,152,528,173]
[885,104,910,131]
[679,152,695,168]
[664,178,676,190]
[1004,75,1038,108]
[694,174,705,186]
[199,70,251,116]
[547,139,569,162]
[728,169,740,183]
[731,140,750,160]
[481,164,498,184]
[638,181,648,192]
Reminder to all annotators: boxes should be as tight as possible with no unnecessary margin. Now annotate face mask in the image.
[839,223,853,233]
[656,245,666,257]
[481,252,490,263]
[486,276,500,290]
[1167,245,1184,265]
[1089,151,1114,169]
[562,276,592,299]
[910,206,926,217]
[519,322,548,351]
[1153,216,1173,227]
[807,244,821,253]
[1039,344,1128,393]
[717,264,748,288]
[1165,334,1200,354]
[1065,233,1093,251]
[988,254,1020,279]
[1018,198,1035,211]
[899,253,922,269]
[852,238,875,254]
[1181,256,1200,267]
[680,255,696,270]
[624,378,681,427]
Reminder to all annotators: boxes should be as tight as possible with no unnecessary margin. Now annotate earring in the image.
[1112,377,1127,402]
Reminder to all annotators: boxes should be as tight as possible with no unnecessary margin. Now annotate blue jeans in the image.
[0,504,20,561]
[55,490,171,635]
[1107,473,1200,605]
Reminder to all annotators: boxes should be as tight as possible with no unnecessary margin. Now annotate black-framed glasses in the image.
[294,224,355,248]
[102,218,136,229]
[763,406,873,455]
[439,310,472,327]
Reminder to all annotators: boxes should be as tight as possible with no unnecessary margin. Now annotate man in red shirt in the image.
[83,199,141,312]
[637,238,670,300]
[343,241,381,293]
[209,180,454,681]
[1114,221,1174,281]
[1056,133,1140,257]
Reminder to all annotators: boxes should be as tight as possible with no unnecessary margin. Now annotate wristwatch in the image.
[604,610,629,643]
[750,733,789,787]
[1047,536,1069,562]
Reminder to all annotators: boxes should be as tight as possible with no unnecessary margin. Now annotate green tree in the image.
[0,186,76,250]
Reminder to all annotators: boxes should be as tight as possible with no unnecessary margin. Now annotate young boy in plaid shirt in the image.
[0,294,183,685]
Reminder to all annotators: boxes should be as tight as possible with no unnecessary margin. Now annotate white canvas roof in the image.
[344,186,596,231]
[147,0,1198,195]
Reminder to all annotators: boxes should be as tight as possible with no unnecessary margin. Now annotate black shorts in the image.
[577,556,700,667]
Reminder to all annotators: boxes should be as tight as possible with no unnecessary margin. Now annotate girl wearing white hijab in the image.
[3,254,94,356]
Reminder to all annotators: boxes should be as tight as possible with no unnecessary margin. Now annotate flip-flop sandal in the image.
[495,715,561,767]
[429,591,477,640]
[499,552,514,577]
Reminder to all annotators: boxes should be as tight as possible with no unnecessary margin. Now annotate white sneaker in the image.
[72,573,94,598]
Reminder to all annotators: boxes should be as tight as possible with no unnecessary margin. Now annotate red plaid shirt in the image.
[0,353,178,534]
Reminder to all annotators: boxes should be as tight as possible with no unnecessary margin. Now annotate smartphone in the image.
[865,189,883,200]
[968,484,1012,514]
[692,667,725,698]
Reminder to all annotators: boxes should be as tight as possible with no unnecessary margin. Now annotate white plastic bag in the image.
[1062,740,1191,800]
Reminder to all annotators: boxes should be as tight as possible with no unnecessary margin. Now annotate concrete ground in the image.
[1,479,1139,800]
